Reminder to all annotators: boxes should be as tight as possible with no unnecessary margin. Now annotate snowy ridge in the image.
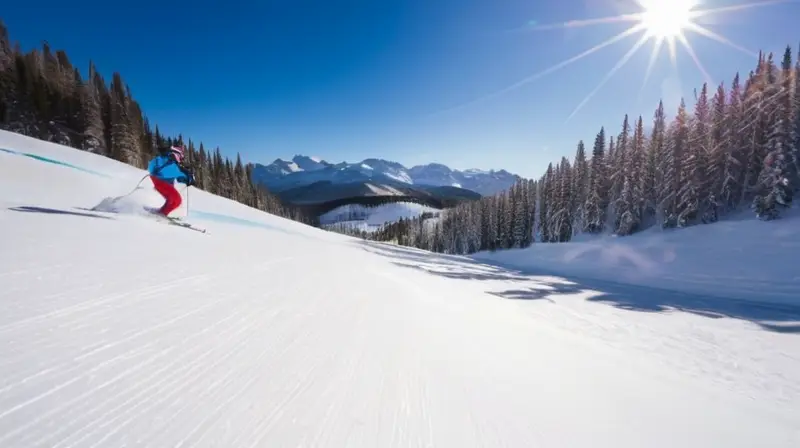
[252,155,518,195]
[1,130,799,446]
[364,182,404,196]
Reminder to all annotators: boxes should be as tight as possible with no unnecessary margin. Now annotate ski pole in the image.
[175,184,190,218]
[185,186,191,218]
[114,174,149,201]
[122,174,150,198]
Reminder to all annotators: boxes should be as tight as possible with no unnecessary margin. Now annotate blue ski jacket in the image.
[148,154,193,184]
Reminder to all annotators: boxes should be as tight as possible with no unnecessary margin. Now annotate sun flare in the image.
[432,0,789,121]
[638,0,697,39]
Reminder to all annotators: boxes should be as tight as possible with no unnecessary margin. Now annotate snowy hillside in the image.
[474,211,800,308]
[251,154,519,195]
[319,202,440,232]
[1,130,799,447]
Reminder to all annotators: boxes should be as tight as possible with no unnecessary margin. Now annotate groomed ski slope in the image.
[0,130,798,447]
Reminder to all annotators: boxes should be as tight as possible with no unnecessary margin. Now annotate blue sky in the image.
[3,0,799,178]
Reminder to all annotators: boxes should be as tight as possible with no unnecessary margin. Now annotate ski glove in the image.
[179,165,196,186]
[179,174,196,186]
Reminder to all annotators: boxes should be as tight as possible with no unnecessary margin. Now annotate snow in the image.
[382,170,413,184]
[364,182,404,196]
[1,129,799,446]
[360,163,373,170]
[473,214,800,306]
[462,168,489,176]
[319,202,440,230]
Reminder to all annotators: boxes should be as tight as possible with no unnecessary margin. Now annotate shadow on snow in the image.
[357,240,800,334]
[8,206,114,220]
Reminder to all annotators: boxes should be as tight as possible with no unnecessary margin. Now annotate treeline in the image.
[0,22,315,224]
[299,194,447,217]
[327,211,442,246]
[333,45,799,255]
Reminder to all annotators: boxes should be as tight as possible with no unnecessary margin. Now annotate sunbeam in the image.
[638,38,664,101]
[568,33,651,120]
[677,34,713,86]
[525,13,640,31]
[431,0,793,120]
[684,22,755,56]
[692,0,794,16]
[429,24,645,117]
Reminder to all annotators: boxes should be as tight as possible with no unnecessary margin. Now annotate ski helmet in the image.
[169,145,185,163]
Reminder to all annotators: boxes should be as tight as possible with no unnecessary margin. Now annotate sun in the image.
[638,0,697,39]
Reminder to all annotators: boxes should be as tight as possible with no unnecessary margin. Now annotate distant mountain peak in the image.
[289,155,329,172]
[251,155,521,197]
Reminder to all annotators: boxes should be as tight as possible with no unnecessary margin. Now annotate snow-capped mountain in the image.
[264,155,329,176]
[252,155,520,196]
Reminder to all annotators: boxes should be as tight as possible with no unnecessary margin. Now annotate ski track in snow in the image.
[1,130,799,447]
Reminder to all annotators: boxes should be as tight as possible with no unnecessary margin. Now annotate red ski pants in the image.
[150,176,182,216]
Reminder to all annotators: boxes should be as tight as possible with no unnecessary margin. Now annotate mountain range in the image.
[251,156,520,201]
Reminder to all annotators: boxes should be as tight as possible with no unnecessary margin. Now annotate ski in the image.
[166,218,207,233]
[143,206,208,233]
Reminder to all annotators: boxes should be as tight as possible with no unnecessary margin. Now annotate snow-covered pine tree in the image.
[643,101,665,227]
[605,134,619,231]
[616,116,645,235]
[571,140,589,236]
[753,46,795,219]
[740,54,772,204]
[80,61,106,154]
[678,83,711,226]
[479,195,491,250]
[109,72,142,167]
[720,73,745,211]
[538,163,553,241]
[512,181,527,247]
[792,48,800,188]
[496,189,509,248]
[551,157,572,241]
[583,127,606,233]
[547,163,558,241]
[487,195,499,251]
[525,179,537,246]
[505,183,517,248]
[660,98,689,228]
[707,82,728,220]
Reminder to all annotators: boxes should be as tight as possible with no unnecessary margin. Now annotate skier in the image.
[147,144,196,217]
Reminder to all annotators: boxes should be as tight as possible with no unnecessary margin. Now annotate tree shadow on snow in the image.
[8,206,113,220]
[359,240,800,334]
[388,260,534,282]
[484,281,588,303]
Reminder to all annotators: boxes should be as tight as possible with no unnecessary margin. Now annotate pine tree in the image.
[792,46,800,187]
[707,82,728,220]
[720,73,745,211]
[617,116,645,235]
[0,24,313,225]
[740,54,771,204]
[753,46,794,219]
[661,98,689,228]
[643,101,665,227]
[584,128,606,233]
[555,157,573,241]
[571,140,589,236]
[678,83,711,226]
